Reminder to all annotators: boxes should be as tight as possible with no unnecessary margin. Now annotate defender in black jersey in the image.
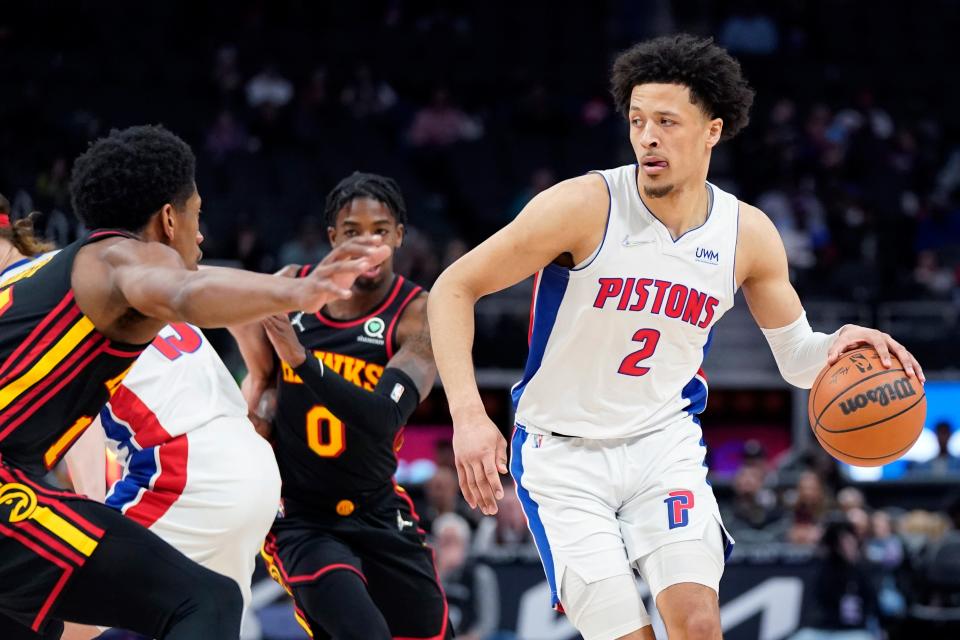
[0,127,389,639]
[245,173,449,640]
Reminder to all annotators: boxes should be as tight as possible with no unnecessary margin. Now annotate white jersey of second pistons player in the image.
[513,164,739,439]
[101,322,250,520]
[100,321,281,611]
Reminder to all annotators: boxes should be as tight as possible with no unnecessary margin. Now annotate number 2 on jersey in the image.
[617,328,661,377]
[306,405,346,457]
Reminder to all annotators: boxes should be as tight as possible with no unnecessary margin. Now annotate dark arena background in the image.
[3,1,960,638]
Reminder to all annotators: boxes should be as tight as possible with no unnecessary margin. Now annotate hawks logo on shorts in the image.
[664,489,695,529]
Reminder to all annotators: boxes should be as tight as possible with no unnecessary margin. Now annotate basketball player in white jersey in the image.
[428,35,924,640]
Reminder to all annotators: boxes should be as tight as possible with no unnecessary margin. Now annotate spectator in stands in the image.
[433,513,500,640]
[246,65,295,150]
[205,110,251,160]
[740,439,770,473]
[898,510,951,557]
[847,508,871,544]
[910,495,960,625]
[865,511,905,569]
[718,1,779,55]
[472,477,534,558]
[909,421,960,477]
[791,520,880,639]
[786,470,833,546]
[721,464,787,544]
[837,487,866,514]
[913,250,956,297]
[212,45,243,101]
[422,465,479,532]
[34,156,70,211]
[277,215,328,267]
[294,66,339,145]
[408,88,481,148]
[340,65,398,120]
[246,65,294,110]
[864,510,907,620]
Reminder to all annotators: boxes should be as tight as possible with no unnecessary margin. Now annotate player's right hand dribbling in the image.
[452,409,508,515]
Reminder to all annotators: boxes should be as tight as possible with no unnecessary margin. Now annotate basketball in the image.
[809,348,927,466]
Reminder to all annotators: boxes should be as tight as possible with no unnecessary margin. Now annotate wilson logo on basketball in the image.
[838,378,918,415]
[808,348,926,467]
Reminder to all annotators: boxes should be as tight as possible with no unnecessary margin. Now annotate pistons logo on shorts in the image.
[663,489,695,530]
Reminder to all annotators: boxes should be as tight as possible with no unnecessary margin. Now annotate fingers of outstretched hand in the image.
[482,456,505,502]
[322,237,385,263]
[314,257,371,277]
[470,458,499,515]
[457,461,478,510]
[308,279,354,303]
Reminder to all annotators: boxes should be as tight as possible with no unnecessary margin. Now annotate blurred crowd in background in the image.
[4,1,960,638]
[3,2,960,306]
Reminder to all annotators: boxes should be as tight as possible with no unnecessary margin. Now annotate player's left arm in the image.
[261,293,434,436]
[737,203,924,387]
[226,264,302,413]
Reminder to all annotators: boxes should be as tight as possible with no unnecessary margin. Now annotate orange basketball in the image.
[808,347,926,466]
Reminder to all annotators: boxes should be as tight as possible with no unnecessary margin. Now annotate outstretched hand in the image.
[827,324,925,382]
[316,237,392,291]
[296,237,392,313]
[452,408,509,515]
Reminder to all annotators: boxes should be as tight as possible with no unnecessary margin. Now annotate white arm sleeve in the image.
[760,312,842,389]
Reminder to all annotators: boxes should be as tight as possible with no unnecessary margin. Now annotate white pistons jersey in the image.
[102,322,248,442]
[512,164,739,439]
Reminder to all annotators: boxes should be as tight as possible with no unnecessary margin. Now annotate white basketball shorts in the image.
[106,417,281,609]
[510,416,734,608]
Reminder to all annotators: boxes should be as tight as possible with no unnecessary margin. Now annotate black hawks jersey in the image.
[0,230,148,478]
[273,271,424,506]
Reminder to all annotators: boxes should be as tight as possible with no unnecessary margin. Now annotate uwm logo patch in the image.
[664,489,695,529]
[695,247,719,265]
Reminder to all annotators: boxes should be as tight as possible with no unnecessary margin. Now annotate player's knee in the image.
[560,569,650,640]
[679,610,720,640]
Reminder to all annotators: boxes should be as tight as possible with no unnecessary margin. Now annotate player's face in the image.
[627,83,722,199]
[328,197,404,290]
[168,189,204,270]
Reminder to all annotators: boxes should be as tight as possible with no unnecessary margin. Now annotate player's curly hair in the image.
[69,124,196,231]
[324,172,407,228]
[610,34,755,141]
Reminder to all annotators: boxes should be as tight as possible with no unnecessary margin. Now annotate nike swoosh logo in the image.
[622,235,655,247]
